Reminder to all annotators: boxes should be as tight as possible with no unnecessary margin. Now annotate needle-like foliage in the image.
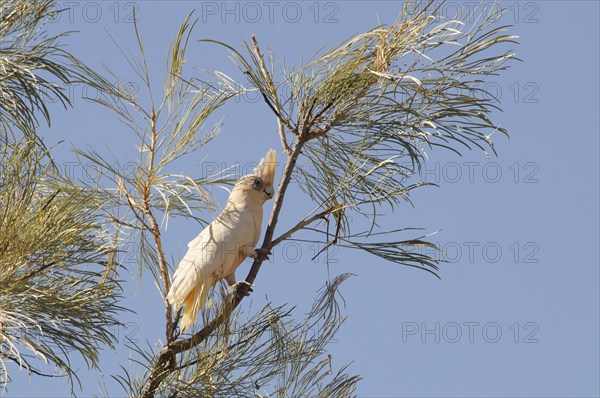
[117,274,360,397]
[217,0,517,277]
[0,0,91,137]
[0,137,124,390]
[0,1,127,392]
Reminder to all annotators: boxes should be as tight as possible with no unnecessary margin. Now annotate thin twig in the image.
[5,355,65,378]
[40,189,60,212]
[118,179,151,230]
[108,214,149,230]
[142,108,174,344]
[251,35,293,154]
[15,261,58,284]
[271,207,334,247]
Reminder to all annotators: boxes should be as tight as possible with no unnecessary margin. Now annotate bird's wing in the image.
[167,206,256,305]
[167,223,224,309]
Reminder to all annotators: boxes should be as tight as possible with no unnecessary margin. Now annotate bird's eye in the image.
[252,178,263,190]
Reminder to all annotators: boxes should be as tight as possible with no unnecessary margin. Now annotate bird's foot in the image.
[253,247,271,260]
[232,281,253,300]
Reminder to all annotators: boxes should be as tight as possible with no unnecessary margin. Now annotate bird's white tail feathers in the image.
[167,265,213,331]
[179,283,210,331]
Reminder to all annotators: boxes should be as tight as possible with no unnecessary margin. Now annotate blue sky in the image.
[9,1,599,397]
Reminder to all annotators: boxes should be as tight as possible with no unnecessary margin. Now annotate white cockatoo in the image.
[167,149,277,331]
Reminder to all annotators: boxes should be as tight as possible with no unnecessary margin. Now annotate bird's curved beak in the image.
[264,185,274,199]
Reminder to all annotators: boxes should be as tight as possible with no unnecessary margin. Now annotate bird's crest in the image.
[253,149,276,185]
